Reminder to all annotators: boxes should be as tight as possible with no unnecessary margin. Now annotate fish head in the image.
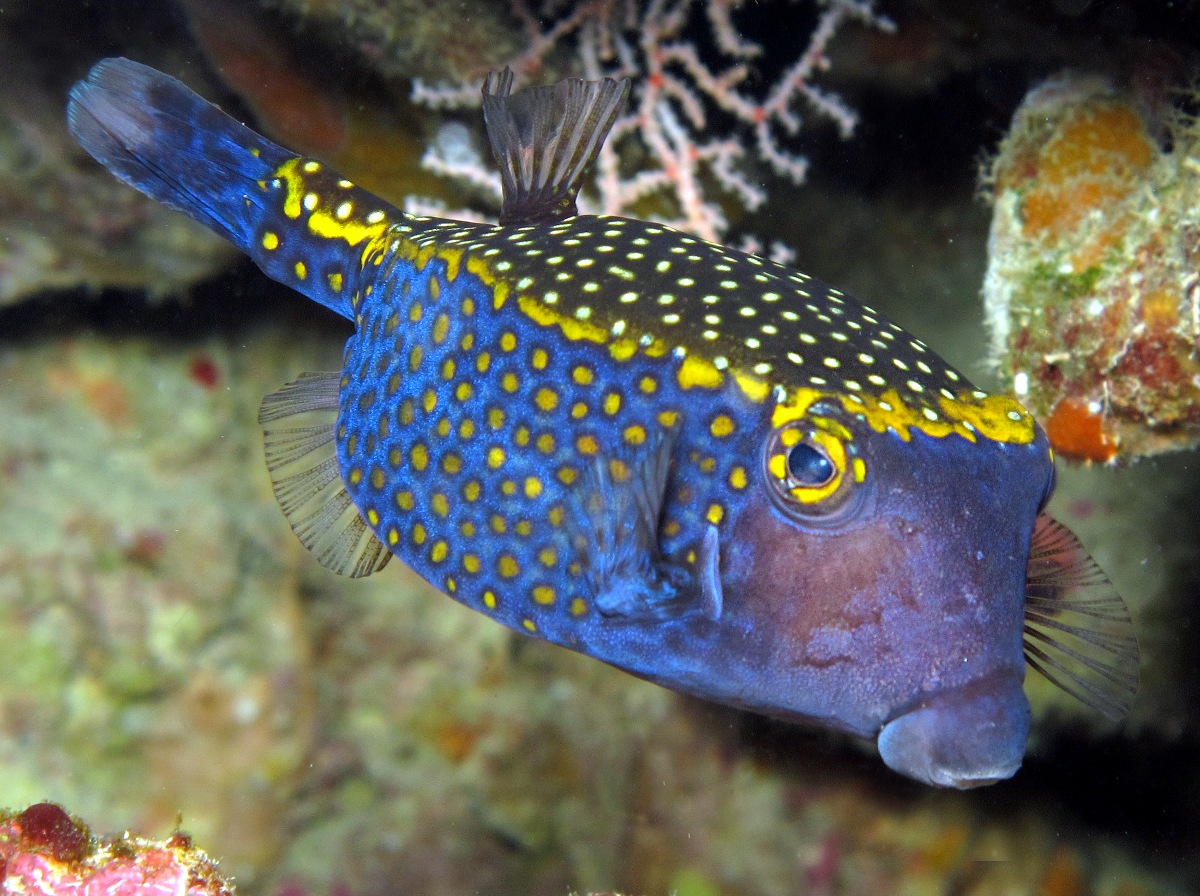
[727,391,1055,788]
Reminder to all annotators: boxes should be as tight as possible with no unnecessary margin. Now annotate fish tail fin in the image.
[68,57,397,319]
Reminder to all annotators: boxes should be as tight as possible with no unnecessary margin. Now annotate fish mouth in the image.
[876,668,1030,789]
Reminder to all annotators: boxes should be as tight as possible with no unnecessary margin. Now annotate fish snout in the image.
[876,668,1030,789]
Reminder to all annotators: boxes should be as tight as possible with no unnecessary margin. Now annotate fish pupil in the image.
[787,443,834,486]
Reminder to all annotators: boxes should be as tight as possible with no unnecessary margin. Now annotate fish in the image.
[66,58,1139,788]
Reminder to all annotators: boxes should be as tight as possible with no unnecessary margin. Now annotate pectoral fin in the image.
[1022,513,1139,720]
[571,429,722,622]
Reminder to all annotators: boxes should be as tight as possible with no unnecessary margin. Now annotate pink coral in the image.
[1,803,234,896]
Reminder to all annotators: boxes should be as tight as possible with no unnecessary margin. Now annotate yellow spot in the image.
[535,388,559,411]
[431,541,449,563]
[500,332,517,352]
[460,521,476,537]
[349,467,363,485]
[556,466,578,485]
[399,400,414,425]
[663,520,681,537]
[445,576,457,593]
[729,466,748,489]
[515,426,531,446]
[706,503,724,524]
[456,382,473,402]
[677,355,724,390]
[411,444,429,471]
[484,590,498,609]
[501,480,517,496]
[441,358,456,380]
[571,402,588,419]
[532,348,549,369]
[328,272,343,292]
[460,419,476,438]
[548,505,565,526]
[432,313,450,344]
[710,415,735,437]
[412,523,427,545]
[487,446,506,468]
[366,508,379,526]
[294,261,307,280]
[436,417,451,437]
[639,376,658,394]
[570,598,588,616]
[370,468,385,489]
[409,303,424,322]
[536,433,556,453]
[623,425,646,445]
[576,435,599,455]
[852,457,867,482]
[396,490,415,510]
[515,520,533,536]
[502,372,519,393]
[609,338,637,362]
[422,389,437,412]
[522,619,537,632]
[700,456,717,472]
[463,554,481,573]
[533,585,556,604]
[463,480,481,501]
[490,514,507,533]
[387,528,400,546]
[524,477,543,498]
[658,409,679,427]
[476,352,492,373]
[441,453,462,474]
[608,459,630,481]
[261,231,279,250]
[572,366,594,385]
[432,493,450,516]
[734,372,771,403]
[488,407,506,429]
[409,345,423,371]
[538,546,558,567]
[603,392,622,415]
[498,555,520,578]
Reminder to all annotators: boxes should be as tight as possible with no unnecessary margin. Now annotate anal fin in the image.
[572,429,722,622]
[258,372,390,578]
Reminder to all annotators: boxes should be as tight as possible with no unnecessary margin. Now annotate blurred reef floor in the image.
[1,1,1199,895]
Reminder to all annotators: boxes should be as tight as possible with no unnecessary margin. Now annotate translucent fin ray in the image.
[259,372,390,578]
[1022,513,1139,720]
[482,67,630,225]
[571,428,721,621]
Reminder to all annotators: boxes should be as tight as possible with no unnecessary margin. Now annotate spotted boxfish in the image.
[67,58,1139,788]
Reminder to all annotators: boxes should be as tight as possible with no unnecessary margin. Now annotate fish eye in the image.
[786,442,835,487]
[762,407,868,529]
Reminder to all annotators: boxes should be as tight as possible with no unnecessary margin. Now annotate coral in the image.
[982,73,1200,462]
[0,802,234,896]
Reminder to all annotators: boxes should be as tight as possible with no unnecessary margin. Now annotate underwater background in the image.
[1,0,1199,893]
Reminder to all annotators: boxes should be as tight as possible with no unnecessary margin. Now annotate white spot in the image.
[787,352,803,364]
[619,291,639,303]
[335,201,353,219]
[303,193,319,211]
[663,313,681,324]
[714,356,729,370]
[753,362,772,375]
[1013,371,1029,395]
[612,320,627,336]
[575,306,592,320]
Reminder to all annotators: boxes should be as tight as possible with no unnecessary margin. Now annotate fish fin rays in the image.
[1022,513,1139,721]
[572,428,722,622]
[482,67,629,225]
[259,372,391,578]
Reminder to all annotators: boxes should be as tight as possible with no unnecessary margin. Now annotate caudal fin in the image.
[68,58,398,319]
[68,57,290,250]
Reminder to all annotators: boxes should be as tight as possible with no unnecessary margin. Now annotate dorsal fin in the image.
[258,372,391,577]
[482,67,630,225]
[1022,513,1139,720]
